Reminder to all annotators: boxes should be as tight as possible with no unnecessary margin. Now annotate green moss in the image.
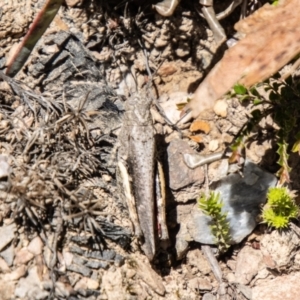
[262,187,298,229]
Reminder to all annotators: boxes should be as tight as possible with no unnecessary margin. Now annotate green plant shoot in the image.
[262,187,298,229]
[198,191,231,252]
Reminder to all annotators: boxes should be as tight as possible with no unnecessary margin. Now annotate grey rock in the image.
[67,263,92,277]
[237,284,252,300]
[86,249,116,261]
[0,223,16,252]
[0,155,11,178]
[55,281,70,299]
[114,254,125,267]
[0,243,14,266]
[167,139,204,200]
[85,260,109,269]
[15,266,48,300]
[69,245,84,255]
[211,160,277,243]
[175,204,194,259]
[203,293,217,300]
[183,160,276,245]
[70,236,90,245]
[72,254,87,266]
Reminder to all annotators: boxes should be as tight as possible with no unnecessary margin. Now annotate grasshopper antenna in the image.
[138,39,183,136]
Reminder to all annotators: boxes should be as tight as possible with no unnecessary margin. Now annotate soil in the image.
[0,1,300,300]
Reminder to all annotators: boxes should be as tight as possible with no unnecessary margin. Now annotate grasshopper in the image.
[117,89,169,261]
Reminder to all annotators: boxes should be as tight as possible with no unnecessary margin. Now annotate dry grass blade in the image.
[6,0,64,77]
[55,91,95,146]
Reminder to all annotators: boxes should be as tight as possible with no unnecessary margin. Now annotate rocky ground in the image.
[0,1,300,299]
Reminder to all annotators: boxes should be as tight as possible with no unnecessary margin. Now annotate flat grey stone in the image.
[0,243,14,266]
[167,139,204,191]
[203,293,217,300]
[85,249,116,261]
[0,223,16,252]
[85,260,109,269]
[67,263,92,277]
[14,266,48,299]
[179,160,277,246]
[72,254,87,266]
[237,284,252,299]
[0,155,11,178]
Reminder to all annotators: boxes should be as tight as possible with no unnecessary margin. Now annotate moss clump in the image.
[262,187,298,229]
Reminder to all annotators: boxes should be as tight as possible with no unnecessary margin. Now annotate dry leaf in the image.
[190,120,211,134]
[188,135,203,143]
[183,0,300,119]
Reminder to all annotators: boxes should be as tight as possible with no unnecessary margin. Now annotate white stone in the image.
[187,277,212,291]
[3,265,26,281]
[213,100,228,117]
[14,266,45,299]
[252,272,300,300]
[74,277,99,290]
[14,247,34,265]
[235,246,263,285]
[27,236,43,256]
[208,139,219,152]
[0,256,10,272]
[0,223,16,251]
[260,230,299,268]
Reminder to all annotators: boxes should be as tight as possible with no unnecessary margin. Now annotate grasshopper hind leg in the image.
[118,161,143,238]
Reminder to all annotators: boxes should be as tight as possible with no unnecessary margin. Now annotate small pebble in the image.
[208,139,219,152]
[74,277,99,290]
[0,256,10,272]
[0,223,16,251]
[1,243,15,266]
[27,236,43,256]
[187,277,212,291]
[14,248,34,265]
[3,265,26,281]
[213,100,228,117]
[67,263,92,277]
[55,281,70,298]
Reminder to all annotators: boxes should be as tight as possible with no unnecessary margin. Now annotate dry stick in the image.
[6,0,64,77]
[216,0,243,20]
[199,0,226,46]
[183,150,231,169]
[48,206,64,299]
[202,245,223,283]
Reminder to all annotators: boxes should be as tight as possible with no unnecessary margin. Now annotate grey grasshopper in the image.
[117,89,169,261]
